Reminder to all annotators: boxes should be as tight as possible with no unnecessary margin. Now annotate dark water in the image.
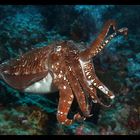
[0,5,139,135]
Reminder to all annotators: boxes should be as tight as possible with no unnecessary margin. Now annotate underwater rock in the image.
[0,106,49,135]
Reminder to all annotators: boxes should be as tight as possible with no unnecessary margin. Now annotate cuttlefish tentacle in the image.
[98,27,128,51]
[49,54,75,125]
[80,20,117,60]
[69,53,99,104]
[56,82,85,125]
[49,46,84,124]
[64,63,91,117]
[61,45,93,118]
[53,74,84,124]
[80,27,128,98]
[83,61,114,98]
[80,26,128,61]
[56,82,74,125]
[76,59,111,107]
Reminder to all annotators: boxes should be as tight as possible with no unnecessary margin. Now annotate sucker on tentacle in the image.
[0,20,128,125]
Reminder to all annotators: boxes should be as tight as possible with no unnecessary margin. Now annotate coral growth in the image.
[0,106,49,135]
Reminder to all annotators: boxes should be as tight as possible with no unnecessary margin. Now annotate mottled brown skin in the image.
[0,46,54,90]
[0,20,128,125]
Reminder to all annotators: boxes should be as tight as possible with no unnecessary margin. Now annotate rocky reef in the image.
[0,5,139,135]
